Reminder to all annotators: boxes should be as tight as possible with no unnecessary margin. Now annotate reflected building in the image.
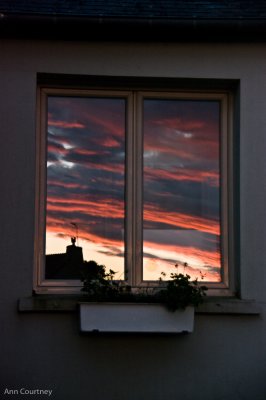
[46,237,84,279]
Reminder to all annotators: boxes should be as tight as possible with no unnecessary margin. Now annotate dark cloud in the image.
[143,229,219,253]
[144,178,220,225]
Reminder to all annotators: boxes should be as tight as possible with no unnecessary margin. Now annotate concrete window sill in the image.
[18,295,261,315]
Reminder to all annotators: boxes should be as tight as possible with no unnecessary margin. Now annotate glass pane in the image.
[143,98,221,282]
[45,96,126,280]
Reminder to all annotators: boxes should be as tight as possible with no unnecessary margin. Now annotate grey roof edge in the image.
[1,0,266,20]
[1,13,266,41]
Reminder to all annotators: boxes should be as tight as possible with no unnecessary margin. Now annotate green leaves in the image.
[158,273,208,311]
[81,261,121,300]
[81,261,208,310]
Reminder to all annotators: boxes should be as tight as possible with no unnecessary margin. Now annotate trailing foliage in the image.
[157,272,208,311]
[81,261,126,301]
[81,261,208,311]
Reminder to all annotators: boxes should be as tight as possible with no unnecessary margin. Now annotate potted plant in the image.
[156,266,208,311]
[79,261,207,334]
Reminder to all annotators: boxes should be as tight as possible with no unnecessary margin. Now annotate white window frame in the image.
[34,83,235,297]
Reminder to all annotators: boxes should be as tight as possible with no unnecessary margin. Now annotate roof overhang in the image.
[1,13,266,42]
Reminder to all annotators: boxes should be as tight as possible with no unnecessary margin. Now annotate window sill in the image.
[18,295,261,315]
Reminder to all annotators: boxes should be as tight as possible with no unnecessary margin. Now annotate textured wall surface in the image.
[1,40,266,400]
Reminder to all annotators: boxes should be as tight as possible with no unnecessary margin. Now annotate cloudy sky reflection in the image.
[45,95,222,282]
[46,96,126,278]
[143,99,221,281]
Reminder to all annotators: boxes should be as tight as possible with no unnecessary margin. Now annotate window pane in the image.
[45,96,126,280]
[143,98,221,282]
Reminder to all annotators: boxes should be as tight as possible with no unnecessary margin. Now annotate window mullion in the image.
[125,92,134,286]
[131,92,143,286]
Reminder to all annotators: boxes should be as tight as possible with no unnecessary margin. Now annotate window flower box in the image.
[79,302,194,334]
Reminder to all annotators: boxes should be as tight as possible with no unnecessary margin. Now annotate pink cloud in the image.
[46,215,124,250]
[48,119,85,129]
[144,205,220,236]
[144,239,221,268]
[144,116,220,161]
[145,166,219,186]
[46,196,124,219]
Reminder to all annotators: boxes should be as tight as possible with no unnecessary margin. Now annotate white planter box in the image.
[79,302,194,334]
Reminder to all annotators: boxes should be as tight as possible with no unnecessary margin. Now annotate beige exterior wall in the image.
[1,39,266,399]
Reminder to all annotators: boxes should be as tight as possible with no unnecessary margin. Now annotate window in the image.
[34,78,234,295]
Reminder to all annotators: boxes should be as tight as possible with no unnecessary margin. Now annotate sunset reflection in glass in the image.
[44,93,222,283]
[45,96,126,279]
[143,98,221,282]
